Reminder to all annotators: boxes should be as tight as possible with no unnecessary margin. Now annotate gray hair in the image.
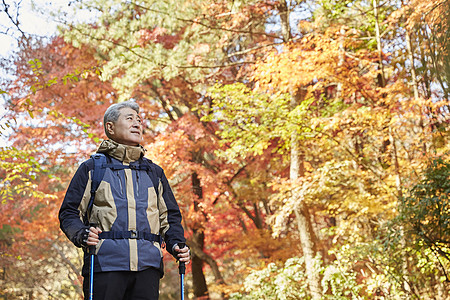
[103,100,140,138]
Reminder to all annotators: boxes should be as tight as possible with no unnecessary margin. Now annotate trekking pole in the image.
[89,244,95,300]
[178,243,186,300]
[88,224,96,300]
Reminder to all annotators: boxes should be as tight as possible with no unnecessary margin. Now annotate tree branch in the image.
[187,238,226,285]
[66,23,255,70]
[1,0,25,36]
[129,1,280,40]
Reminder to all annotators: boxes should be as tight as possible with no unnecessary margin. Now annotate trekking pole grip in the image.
[88,223,97,255]
[178,243,186,275]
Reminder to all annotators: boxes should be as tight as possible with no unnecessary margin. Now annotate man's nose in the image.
[132,120,141,127]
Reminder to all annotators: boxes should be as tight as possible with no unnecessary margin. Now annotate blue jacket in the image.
[59,140,185,277]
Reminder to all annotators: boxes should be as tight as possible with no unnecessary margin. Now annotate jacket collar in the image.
[97,140,146,164]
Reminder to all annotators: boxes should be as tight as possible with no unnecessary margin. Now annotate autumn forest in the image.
[1,0,449,299]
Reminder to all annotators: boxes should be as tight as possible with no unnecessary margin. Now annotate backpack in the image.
[83,153,162,225]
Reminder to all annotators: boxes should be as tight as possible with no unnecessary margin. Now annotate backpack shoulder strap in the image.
[84,153,107,224]
[141,158,162,195]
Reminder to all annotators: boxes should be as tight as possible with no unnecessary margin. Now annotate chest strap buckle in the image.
[99,230,161,243]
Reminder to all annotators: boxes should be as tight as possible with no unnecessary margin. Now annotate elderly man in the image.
[59,100,190,300]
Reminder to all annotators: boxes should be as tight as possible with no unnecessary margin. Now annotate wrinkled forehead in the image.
[119,107,140,118]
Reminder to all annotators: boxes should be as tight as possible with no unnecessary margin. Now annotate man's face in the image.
[106,107,143,146]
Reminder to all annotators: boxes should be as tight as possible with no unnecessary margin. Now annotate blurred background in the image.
[1,0,449,299]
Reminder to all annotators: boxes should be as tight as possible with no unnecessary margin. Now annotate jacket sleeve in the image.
[58,160,92,248]
[158,168,186,256]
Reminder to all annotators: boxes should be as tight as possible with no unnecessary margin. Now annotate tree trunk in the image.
[404,10,427,153]
[277,0,292,42]
[278,1,321,298]
[375,2,410,294]
[405,31,419,101]
[373,0,386,88]
[189,239,225,285]
[191,172,209,299]
[291,90,322,299]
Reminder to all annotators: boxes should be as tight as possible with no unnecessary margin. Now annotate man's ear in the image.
[105,122,115,136]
